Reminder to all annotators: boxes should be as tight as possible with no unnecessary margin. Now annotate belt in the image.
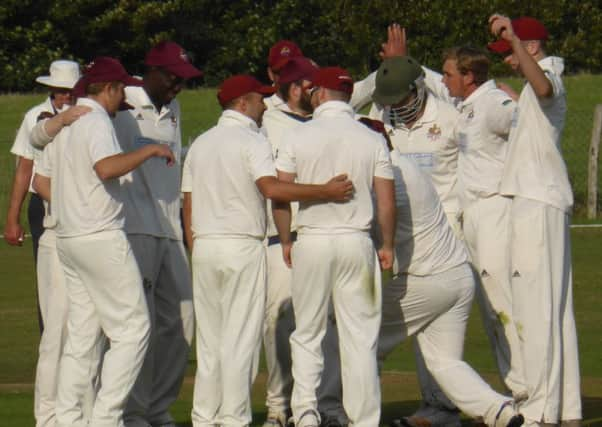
[267,231,297,246]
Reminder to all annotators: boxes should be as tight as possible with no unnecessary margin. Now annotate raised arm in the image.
[489,14,553,98]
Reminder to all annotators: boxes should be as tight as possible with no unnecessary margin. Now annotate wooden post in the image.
[587,104,602,219]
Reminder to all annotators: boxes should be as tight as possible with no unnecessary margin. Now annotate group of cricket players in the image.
[3,12,582,427]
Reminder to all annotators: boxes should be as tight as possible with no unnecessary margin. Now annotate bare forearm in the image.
[272,201,292,243]
[511,37,553,98]
[95,145,156,180]
[266,181,333,202]
[182,193,193,252]
[6,158,33,223]
[377,201,396,250]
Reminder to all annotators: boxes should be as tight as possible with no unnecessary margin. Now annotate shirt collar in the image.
[124,85,174,116]
[313,100,354,119]
[218,109,260,132]
[538,56,565,76]
[458,79,497,110]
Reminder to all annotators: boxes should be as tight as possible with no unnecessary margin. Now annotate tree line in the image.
[1,0,599,91]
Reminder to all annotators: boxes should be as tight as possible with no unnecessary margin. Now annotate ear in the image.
[525,40,540,56]
[463,70,475,86]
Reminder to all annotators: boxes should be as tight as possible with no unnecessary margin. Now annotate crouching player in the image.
[378,147,525,427]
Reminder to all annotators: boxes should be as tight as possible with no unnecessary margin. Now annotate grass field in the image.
[1,228,602,425]
[0,77,601,425]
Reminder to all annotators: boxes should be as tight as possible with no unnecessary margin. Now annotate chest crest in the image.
[427,124,442,141]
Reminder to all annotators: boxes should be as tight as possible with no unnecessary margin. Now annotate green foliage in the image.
[1,0,602,89]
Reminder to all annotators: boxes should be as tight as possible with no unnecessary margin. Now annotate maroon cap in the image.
[81,57,142,86]
[145,41,202,79]
[488,17,549,54]
[308,66,354,95]
[278,57,319,85]
[217,75,276,107]
[268,40,303,71]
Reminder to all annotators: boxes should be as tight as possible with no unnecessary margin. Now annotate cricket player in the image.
[261,56,347,427]
[439,46,527,402]
[379,148,525,427]
[182,74,354,427]
[112,41,200,427]
[370,55,463,426]
[33,56,174,427]
[488,14,581,427]
[273,67,396,427]
[12,61,88,427]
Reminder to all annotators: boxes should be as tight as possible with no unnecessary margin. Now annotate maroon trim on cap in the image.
[308,67,354,95]
[278,57,319,85]
[487,39,512,54]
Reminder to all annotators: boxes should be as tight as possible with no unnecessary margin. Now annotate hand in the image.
[380,23,407,59]
[281,241,293,268]
[60,105,92,126]
[4,221,25,246]
[489,14,514,41]
[153,144,176,166]
[377,246,394,270]
[325,174,354,201]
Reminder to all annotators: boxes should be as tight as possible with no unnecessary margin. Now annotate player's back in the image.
[391,151,467,276]
[183,110,274,239]
[277,101,391,234]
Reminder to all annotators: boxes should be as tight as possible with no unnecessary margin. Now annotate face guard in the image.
[389,75,426,128]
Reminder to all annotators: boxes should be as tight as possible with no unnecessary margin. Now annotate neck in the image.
[87,94,110,113]
[143,81,164,111]
[462,84,479,100]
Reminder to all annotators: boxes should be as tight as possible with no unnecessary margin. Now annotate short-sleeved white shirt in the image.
[499,56,572,212]
[38,97,124,237]
[369,93,460,216]
[276,101,393,234]
[261,108,310,236]
[181,109,276,239]
[264,93,292,113]
[391,151,468,276]
[11,97,63,193]
[113,85,183,240]
[455,80,516,207]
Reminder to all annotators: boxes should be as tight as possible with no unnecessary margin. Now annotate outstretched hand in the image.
[489,14,514,41]
[325,173,354,201]
[380,23,407,59]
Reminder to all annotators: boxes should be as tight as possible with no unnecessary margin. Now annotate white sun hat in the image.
[35,60,81,89]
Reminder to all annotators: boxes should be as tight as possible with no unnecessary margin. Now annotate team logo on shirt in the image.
[171,115,177,126]
[136,113,144,121]
[427,124,441,141]
[467,110,474,120]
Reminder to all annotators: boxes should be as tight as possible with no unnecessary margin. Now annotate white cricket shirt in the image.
[113,85,183,240]
[39,97,124,237]
[11,97,64,192]
[499,56,572,212]
[455,80,516,207]
[264,93,292,113]
[181,109,276,239]
[369,93,460,216]
[261,107,310,236]
[276,101,393,234]
[391,151,468,276]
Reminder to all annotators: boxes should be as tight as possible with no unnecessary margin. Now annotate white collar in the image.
[458,79,497,110]
[218,109,260,132]
[313,100,354,119]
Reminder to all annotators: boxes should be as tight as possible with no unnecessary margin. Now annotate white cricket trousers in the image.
[191,237,266,427]
[55,230,151,427]
[379,263,513,426]
[264,242,345,419]
[463,195,526,397]
[509,197,581,424]
[35,229,97,427]
[125,235,194,427]
[290,233,381,427]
